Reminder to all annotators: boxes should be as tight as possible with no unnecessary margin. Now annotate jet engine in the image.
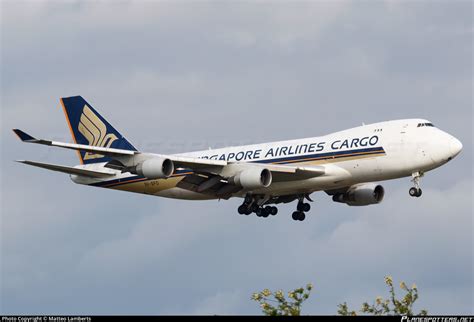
[133,158,174,179]
[332,183,385,206]
[229,168,272,189]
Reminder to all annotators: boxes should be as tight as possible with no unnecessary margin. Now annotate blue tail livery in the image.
[60,96,137,164]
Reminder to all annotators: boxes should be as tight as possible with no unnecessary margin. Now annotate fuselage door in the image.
[400,123,409,144]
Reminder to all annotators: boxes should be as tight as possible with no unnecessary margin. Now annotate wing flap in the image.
[265,164,326,181]
[16,160,116,178]
[157,154,227,169]
[13,129,327,182]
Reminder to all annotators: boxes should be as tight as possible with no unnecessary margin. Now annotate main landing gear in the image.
[237,195,278,217]
[237,203,278,217]
[292,198,311,221]
[409,171,423,197]
[236,194,312,221]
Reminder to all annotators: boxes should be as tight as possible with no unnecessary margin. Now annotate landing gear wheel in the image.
[409,187,422,197]
[264,206,273,216]
[297,203,304,212]
[302,203,310,212]
[297,202,310,212]
[292,211,299,221]
[256,208,263,217]
[292,211,305,221]
[238,205,247,215]
[270,206,278,216]
[298,212,306,221]
[251,204,259,213]
[265,206,278,216]
[410,172,423,198]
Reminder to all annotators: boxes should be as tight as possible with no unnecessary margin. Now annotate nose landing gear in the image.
[409,172,423,197]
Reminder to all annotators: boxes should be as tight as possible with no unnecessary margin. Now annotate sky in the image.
[1,0,473,315]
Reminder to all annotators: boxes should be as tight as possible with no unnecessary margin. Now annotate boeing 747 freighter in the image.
[13,96,462,221]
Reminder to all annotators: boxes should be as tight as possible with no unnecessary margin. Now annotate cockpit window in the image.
[417,123,435,127]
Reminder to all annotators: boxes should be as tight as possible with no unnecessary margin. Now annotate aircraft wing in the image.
[177,163,326,198]
[13,129,325,183]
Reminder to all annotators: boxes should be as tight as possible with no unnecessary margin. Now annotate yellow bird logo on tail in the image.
[78,105,118,160]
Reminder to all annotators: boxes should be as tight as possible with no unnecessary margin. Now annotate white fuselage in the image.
[72,119,462,200]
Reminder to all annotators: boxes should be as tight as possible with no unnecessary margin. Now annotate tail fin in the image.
[60,96,137,164]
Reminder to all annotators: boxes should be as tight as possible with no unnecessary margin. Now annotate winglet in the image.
[12,129,37,142]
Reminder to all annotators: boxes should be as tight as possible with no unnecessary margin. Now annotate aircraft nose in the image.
[449,137,463,157]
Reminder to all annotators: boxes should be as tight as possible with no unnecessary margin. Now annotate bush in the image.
[251,283,313,316]
[337,275,428,316]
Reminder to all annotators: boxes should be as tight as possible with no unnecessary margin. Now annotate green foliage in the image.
[337,276,428,316]
[251,283,313,316]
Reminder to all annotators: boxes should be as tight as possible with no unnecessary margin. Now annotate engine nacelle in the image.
[229,168,272,190]
[134,158,174,179]
[332,183,385,206]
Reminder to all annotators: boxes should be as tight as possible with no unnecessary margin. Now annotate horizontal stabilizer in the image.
[16,160,116,178]
[12,129,136,157]
[12,129,226,170]
[13,129,37,142]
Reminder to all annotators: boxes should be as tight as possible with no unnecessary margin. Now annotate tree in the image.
[337,276,428,316]
[251,283,313,316]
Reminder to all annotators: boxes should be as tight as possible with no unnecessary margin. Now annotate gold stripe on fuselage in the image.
[111,176,185,194]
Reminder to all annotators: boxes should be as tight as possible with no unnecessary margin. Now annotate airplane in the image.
[13,96,463,221]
